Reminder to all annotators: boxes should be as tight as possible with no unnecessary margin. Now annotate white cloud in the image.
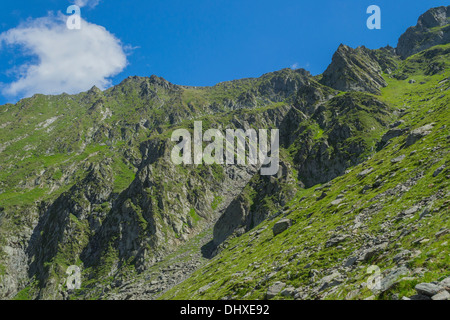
[74,0,101,8]
[0,13,127,99]
[290,62,310,70]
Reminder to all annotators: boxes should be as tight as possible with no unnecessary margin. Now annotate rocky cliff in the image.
[397,5,450,58]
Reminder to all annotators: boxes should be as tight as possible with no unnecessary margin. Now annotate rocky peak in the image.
[149,74,173,88]
[258,68,311,97]
[396,6,450,58]
[416,6,450,29]
[87,85,102,95]
[319,44,387,94]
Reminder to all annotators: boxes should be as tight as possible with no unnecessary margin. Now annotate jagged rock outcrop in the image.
[294,80,337,116]
[291,93,392,187]
[397,6,450,58]
[320,44,388,94]
[212,160,298,247]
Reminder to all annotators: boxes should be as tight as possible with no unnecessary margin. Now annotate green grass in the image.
[160,44,450,300]
[1,43,449,300]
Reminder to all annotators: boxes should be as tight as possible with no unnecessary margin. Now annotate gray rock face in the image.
[376,267,410,293]
[320,44,387,94]
[318,272,343,292]
[405,124,434,147]
[440,276,450,288]
[344,256,358,268]
[257,68,311,102]
[325,234,348,248]
[397,6,450,58]
[392,250,412,264]
[212,194,252,246]
[0,235,32,299]
[419,6,450,29]
[391,154,406,164]
[292,93,390,188]
[266,281,286,299]
[431,290,450,300]
[380,128,408,145]
[280,286,296,297]
[403,277,450,300]
[404,206,420,215]
[435,229,449,239]
[389,120,405,129]
[415,283,442,297]
[272,219,293,236]
[294,81,337,116]
[360,242,388,261]
[433,165,446,177]
[358,167,374,178]
[212,159,298,246]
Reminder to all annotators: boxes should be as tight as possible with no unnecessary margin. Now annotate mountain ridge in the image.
[0,6,449,300]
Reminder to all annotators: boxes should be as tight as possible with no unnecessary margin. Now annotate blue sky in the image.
[0,0,448,105]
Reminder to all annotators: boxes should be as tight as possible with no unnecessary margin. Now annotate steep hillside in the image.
[0,6,449,301]
[161,43,450,300]
[0,68,310,299]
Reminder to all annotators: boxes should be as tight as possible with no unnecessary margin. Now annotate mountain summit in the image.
[397,5,450,58]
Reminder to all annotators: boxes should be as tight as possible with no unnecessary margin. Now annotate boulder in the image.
[273,219,292,236]
[415,283,442,297]
[318,272,343,291]
[431,290,450,300]
[266,281,286,299]
[433,165,446,177]
[405,124,434,147]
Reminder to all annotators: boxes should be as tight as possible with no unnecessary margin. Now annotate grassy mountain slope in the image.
[0,7,449,301]
[0,68,311,299]
[161,44,450,300]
